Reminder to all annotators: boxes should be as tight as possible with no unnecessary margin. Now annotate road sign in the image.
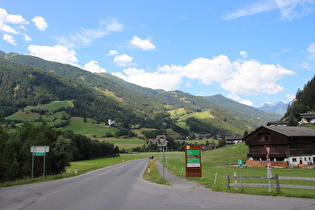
[186,145,202,177]
[156,135,167,147]
[264,145,270,156]
[31,146,49,153]
[33,152,45,156]
[30,146,49,179]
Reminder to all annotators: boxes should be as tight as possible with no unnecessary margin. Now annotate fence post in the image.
[275,174,280,193]
[234,171,238,190]
[227,175,230,190]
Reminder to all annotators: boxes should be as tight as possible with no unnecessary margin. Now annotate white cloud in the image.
[27,45,78,64]
[23,33,31,41]
[221,60,295,96]
[222,0,315,20]
[3,34,16,45]
[56,17,123,48]
[307,42,315,57]
[6,13,28,24]
[112,53,295,105]
[227,93,254,106]
[182,55,234,85]
[106,50,119,56]
[113,54,133,66]
[31,16,47,31]
[130,36,156,50]
[113,67,182,90]
[240,51,248,58]
[286,94,295,102]
[83,60,106,73]
[300,62,312,70]
[0,8,28,34]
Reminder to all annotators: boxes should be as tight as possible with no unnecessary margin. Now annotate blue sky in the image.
[1,0,315,107]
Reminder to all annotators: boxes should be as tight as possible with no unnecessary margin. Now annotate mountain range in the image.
[0,50,282,136]
[258,102,289,115]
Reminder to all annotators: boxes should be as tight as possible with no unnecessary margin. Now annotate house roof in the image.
[225,136,243,140]
[266,121,288,126]
[260,126,315,137]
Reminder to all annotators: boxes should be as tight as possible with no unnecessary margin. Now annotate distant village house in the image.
[298,111,315,126]
[225,135,243,145]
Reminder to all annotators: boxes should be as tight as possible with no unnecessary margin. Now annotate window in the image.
[258,133,270,142]
[292,158,297,162]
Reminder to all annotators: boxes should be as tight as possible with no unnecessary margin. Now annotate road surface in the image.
[0,158,315,210]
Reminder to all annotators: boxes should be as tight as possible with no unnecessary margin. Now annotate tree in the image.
[288,113,298,126]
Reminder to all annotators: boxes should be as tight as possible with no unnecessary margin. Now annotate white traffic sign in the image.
[264,145,270,155]
[31,146,49,153]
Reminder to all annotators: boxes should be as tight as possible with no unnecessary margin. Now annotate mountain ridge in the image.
[1,50,283,135]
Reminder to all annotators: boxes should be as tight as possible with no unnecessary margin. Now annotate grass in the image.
[0,153,156,188]
[2,144,315,199]
[143,159,170,185]
[5,100,73,121]
[163,143,315,198]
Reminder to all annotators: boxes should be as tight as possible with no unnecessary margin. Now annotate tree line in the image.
[0,120,119,183]
[283,74,315,121]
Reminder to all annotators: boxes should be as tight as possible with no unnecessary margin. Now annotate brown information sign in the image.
[185,145,202,177]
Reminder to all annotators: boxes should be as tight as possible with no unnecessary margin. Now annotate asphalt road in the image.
[1,158,315,210]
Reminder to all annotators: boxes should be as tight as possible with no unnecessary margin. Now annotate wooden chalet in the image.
[244,126,315,167]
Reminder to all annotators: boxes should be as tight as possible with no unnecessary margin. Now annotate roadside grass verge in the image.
[164,143,315,199]
[143,159,170,185]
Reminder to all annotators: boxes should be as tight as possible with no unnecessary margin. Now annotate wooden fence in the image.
[227,174,315,193]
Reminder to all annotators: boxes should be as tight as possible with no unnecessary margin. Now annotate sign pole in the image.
[31,154,34,179]
[43,153,46,178]
[265,145,272,192]
[156,135,167,180]
[162,146,165,179]
[30,146,49,179]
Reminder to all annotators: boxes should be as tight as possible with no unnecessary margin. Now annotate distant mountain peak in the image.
[258,101,288,115]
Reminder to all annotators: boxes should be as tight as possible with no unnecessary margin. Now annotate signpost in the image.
[265,145,272,192]
[186,145,202,177]
[31,146,49,178]
[156,135,167,179]
[238,159,243,189]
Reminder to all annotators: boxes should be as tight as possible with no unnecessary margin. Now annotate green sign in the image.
[187,158,200,164]
[187,150,200,155]
[33,152,45,156]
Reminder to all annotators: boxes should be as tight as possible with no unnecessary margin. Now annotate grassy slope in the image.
[164,143,315,198]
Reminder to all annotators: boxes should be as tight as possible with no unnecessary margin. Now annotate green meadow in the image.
[163,143,315,198]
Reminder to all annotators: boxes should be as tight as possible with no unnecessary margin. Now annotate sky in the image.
[1,0,315,108]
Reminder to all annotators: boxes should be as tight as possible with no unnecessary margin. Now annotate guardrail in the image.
[227,174,315,193]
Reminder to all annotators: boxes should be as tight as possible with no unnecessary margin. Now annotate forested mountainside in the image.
[7,54,167,114]
[204,94,281,126]
[1,51,283,135]
[98,72,281,127]
[0,58,136,123]
[283,74,315,119]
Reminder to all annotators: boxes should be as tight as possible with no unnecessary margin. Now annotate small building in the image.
[298,111,315,126]
[244,126,315,167]
[225,136,243,145]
